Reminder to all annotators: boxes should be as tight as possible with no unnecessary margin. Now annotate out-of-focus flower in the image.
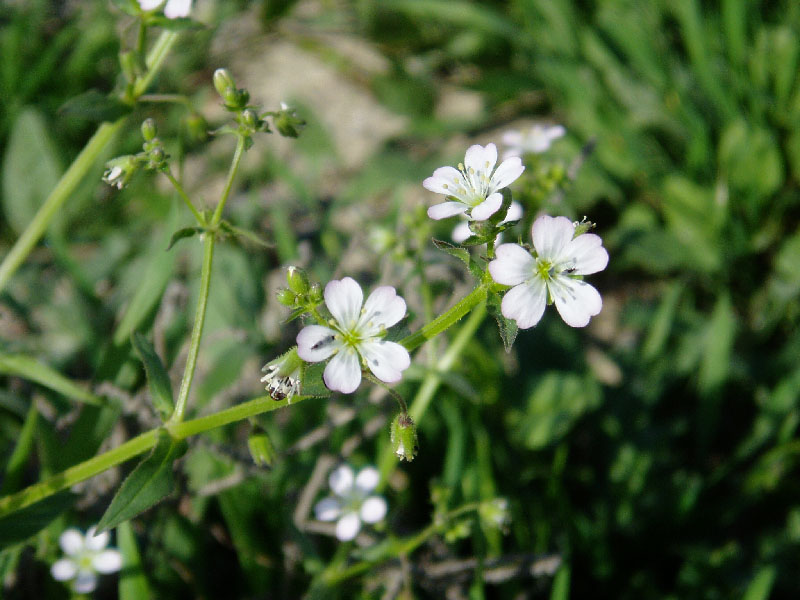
[502,124,565,158]
[51,527,122,594]
[488,215,608,328]
[452,201,524,244]
[314,465,387,541]
[138,0,192,18]
[423,143,524,221]
[296,277,410,394]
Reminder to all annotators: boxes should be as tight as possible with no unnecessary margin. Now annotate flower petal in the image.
[51,558,77,582]
[505,201,523,223]
[314,497,342,521]
[74,570,98,594]
[323,347,362,393]
[531,215,574,261]
[325,277,363,329]
[490,157,524,190]
[489,244,534,286]
[545,124,566,140]
[423,166,462,195]
[164,0,192,18]
[335,512,361,541]
[329,465,355,496]
[501,281,547,329]
[59,529,84,556]
[93,549,123,574]
[360,496,387,524]
[452,221,472,243]
[296,325,340,362]
[562,233,609,275]
[361,286,406,330]
[428,201,468,220]
[138,0,162,9]
[470,192,502,221]
[359,341,410,384]
[355,467,380,493]
[502,130,523,147]
[551,277,602,327]
[464,144,487,173]
[85,526,109,551]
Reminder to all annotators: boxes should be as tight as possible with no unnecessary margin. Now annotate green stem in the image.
[0,394,317,518]
[137,93,192,108]
[133,31,179,98]
[399,285,487,352]
[212,135,246,225]
[163,170,205,225]
[169,234,214,424]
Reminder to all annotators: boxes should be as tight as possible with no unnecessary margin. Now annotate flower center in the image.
[535,258,554,281]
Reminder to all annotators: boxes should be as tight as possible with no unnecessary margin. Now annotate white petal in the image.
[325,277,363,329]
[546,124,566,140]
[464,144,487,173]
[490,157,524,190]
[84,527,109,551]
[470,192,502,221]
[51,559,77,582]
[361,287,406,329]
[314,497,342,521]
[296,325,340,362]
[138,0,162,9]
[359,341,410,384]
[423,166,462,195]
[428,201,468,220]
[505,201,523,223]
[551,277,603,328]
[74,570,98,593]
[452,221,472,243]
[502,130,523,147]
[59,529,84,556]
[489,244,534,286]
[93,549,123,574]
[164,0,191,18]
[482,143,498,173]
[354,467,380,493]
[360,496,387,524]
[562,233,609,275]
[329,465,355,496]
[531,215,574,261]
[335,512,361,542]
[323,347,362,393]
[502,281,547,329]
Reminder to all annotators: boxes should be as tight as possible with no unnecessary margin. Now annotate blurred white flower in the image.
[423,143,524,221]
[314,465,387,541]
[452,200,524,244]
[502,124,565,158]
[138,0,192,18]
[51,527,122,594]
[296,277,410,394]
[489,215,608,328]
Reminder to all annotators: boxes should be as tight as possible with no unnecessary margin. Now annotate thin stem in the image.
[136,19,147,58]
[363,372,408,414]
[163,170,205,225]
[133,31,179,98]
[212,135,246,225]
[169,234,215,423]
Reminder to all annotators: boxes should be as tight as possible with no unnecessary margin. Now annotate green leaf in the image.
[58,90,132,123]
[1,107,61,235]
[0,491,76,547]
[486,290,518,352]
[0,353,103,405]
[549,564,570,600]
[698,293,736,396]
[110,0,141,16]
[131,332,174,420]
[118,521,152,600]
[742,565,776,600]
[218,221,273,248]
[0,404,37,495]
[166,226,203,250]
[97,431,186,532]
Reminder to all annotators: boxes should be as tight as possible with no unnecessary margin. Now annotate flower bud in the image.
[308,282,323,304]
[390,413,418,461]
[183,112,208,144]
[286,266,310,295]
[273,102,305,138]
[248,428,276,467]
[241,109,259,130]
[140,118,157,142]
[276,288,297,307]
[213,68,236,98]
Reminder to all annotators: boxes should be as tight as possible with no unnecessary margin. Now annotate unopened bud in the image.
[273,102,305,138]
[390,413,418,461]
[213,68,235,98]
[286,266,310,295]
[241,108,259,130]
[309,282,323,304]
[184,112,208,143]
[248,428,276,467]
[141,118,157,141]
[276,288,297,307]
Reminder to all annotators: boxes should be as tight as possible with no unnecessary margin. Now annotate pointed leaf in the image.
[131,333,174,419]
[0,353,103,405]
[487,291,518,352]
[58,90,132,123]
[166,226,203,250]
[433,238,471,267]
[0,492,76,547]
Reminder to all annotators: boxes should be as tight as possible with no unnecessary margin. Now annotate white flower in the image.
[488,215,608,329]
[138,0,192,18]
[502,124,565,158]
[51,527,123,594]
[314,465,387,541]
[423,143,524,221]
[452,200,524,244]
[296,278,410,394]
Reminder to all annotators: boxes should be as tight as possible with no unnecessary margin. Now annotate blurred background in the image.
[1,0,800,598]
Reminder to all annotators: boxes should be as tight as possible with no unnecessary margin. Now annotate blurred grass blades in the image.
[118,521,153,600]
[0,353,104,406]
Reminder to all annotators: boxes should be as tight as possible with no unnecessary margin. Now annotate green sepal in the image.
[96,430,187,532]
[390,413,419,461]
[131,332,174,420]
[59,90,132,123]
[166,226,204,250]
[487,290,518,352]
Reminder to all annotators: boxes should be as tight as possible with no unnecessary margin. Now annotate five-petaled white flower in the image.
[51,527,123,594]
[452,200,524,244]
[489,215,609,329]
[296,277,410,394]
[502,124,565,159]
[138,0,192,18]
[314,465,387,541]
[423,143,524,222]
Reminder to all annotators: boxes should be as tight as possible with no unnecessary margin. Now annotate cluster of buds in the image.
[102,118,170,190]
[276,267,322,311]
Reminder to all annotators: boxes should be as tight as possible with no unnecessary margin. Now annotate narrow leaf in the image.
[0,404,37,495]
[166,226,203,250]
[0,353,103,405]
[433,238,471,267]
[131,333,174,420]
[487,291,518,352]
[743,565,777,600]
[0,492,76,547]
[58,90,132,123]
[118,521,152,600]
